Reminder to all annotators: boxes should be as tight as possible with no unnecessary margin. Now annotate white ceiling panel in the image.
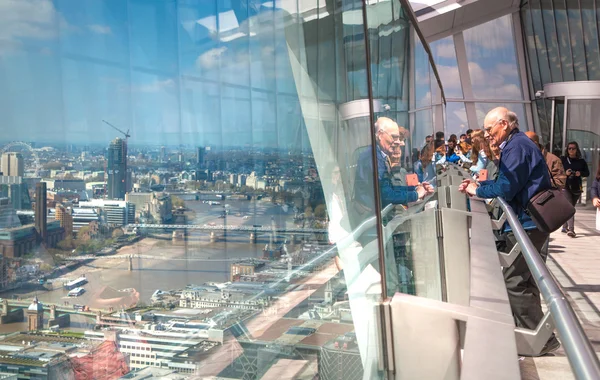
[409,0,519,42]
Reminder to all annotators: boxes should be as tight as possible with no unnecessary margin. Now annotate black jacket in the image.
[561,156,589,193]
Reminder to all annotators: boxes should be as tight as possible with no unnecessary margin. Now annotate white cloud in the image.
[88,24,111,35]
[123,79,176,93]
[468,61,522,99]
[463,15,513,51]
[0,0,66,54]
[495,62,518,78]
[436,64,462,90]
[137,79,176,93]
[432,41,456,60]
[195,46,227,70]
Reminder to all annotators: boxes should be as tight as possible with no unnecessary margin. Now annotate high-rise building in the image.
[0,197,21,229]
[55,204,73,238]
[196,147,205,168]
[0,176,31,210]
[107,137,127,200]
[0,152,24,177]
[160,146,166,162]
[35,182,47,245]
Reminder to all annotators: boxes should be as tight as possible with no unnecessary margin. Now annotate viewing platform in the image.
[521,206,600,379]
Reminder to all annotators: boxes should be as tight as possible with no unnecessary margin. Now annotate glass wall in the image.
[427,14,528,136]
[522,0,600,149]
[0,0,445,378]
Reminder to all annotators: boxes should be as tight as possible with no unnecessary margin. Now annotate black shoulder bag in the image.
[526,167,575,234]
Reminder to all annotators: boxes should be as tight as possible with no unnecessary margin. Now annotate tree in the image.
[57,237,74,251]
[43,161,63,170]
[304,206,313,219]
[112,228,124,239]
[171,195,185,209]
[314,204,327,219]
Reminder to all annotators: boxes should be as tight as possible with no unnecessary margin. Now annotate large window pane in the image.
[463,15,523,100]
[540,0,564,83]
[580,0,600,80]
[430,36,463,99]
[413,33,431,108]
[445,102,468,136]
[0,0,450,378]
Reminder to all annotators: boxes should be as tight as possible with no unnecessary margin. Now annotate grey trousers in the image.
[562,189,581,232]
[499,229,550,330]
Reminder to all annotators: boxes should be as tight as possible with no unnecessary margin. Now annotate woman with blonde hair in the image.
[470,136,496,177]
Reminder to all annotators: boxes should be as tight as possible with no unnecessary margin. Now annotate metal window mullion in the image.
[453,32,478,129]
[512,13,531,101]
[564,0,577,79]
[576,0,590,79]
[562,97,569,154]
[515,8,541,133]
[542,0,561,82]
[596,0,600,68]
[511,12,536,130]
[409,28,416,113]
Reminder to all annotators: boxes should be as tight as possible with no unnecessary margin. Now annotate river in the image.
[0,198,306,333]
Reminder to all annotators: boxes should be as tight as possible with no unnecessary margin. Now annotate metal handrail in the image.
[496,197,600,379]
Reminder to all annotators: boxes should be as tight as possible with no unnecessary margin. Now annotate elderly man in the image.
[459,107,560,356]
[354,117,433,211]
[525,131,567,190]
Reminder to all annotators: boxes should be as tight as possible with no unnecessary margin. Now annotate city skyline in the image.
[0,0,312,148]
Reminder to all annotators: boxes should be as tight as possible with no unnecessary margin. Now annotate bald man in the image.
[525,131,566,189]
[459,107,560,356]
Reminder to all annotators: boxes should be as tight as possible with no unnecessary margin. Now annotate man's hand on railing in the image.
[458,179,478,196]
[422,181,434,194]
[416,182,435,200]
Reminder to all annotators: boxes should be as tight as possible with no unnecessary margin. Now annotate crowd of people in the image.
[328,107,596,365]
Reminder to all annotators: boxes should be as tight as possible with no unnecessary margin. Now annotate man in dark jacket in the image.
[459,107,560,356]
[525,131,567,190]
[354,117,433,211]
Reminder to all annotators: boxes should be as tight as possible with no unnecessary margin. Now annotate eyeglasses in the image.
[381,130,405,144]
[568,147,577,150]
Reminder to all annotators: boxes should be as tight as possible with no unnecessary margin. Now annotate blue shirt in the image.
[354,146,418,209]
[476,129,552,231]
[414,160,436,185]
[469,151,488,174]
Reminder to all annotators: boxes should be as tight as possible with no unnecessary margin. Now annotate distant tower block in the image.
[27,296,44,331]
[35,182,47,245]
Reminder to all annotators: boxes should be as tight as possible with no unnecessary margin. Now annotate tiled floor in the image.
[520,205,600,380]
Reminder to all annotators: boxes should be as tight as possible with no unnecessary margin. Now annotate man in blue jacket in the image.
[354,117,433,212]
[459,107,560,356]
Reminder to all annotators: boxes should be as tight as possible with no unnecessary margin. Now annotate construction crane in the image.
[102,120,131,139]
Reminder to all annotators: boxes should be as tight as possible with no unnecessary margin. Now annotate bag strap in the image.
[547,164,558,189]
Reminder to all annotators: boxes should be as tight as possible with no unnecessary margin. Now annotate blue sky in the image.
[0,0,310,148]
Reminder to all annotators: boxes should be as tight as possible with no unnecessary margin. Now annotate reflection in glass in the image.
[522,0,600,146]
[566,100,600,197]
[463,15,523,100]
[445,102,469,136]
[580,0,600,80]
[430,36,463,99]
[0,0,446,378]
[414,33,432,109]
